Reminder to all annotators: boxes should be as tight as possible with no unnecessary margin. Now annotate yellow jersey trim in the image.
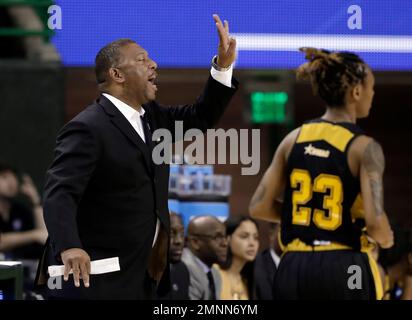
[351,193,365,220]
[282,234,383,300]
[283,238,352,252]
[360,235,384,300]
[297,122,355,152]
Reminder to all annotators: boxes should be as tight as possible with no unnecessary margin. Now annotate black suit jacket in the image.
[36,75,238,299]
[254,249,278,300]
[158,261,190,300]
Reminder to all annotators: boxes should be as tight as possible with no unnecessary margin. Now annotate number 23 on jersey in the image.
[290,169,343,231]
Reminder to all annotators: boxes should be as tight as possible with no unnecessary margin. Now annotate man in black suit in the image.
[159,212,190,299]
[254,223,282,300]
[36,14,238,299]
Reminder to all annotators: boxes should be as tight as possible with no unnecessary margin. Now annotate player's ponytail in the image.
[296,47,368,107]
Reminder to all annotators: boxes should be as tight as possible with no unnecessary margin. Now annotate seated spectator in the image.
[159,212,190,299]
[214,215,259,300]
[0,163,47,259]
[181,216,227,300]
[254,222,282,300]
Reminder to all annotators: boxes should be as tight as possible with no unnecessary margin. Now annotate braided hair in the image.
[296,47,368,107]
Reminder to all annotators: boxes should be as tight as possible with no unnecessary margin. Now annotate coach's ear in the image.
[108,67,125,84]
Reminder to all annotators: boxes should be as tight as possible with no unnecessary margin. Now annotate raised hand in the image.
[213,14,236,68]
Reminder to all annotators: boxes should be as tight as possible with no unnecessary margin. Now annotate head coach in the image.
[35,14,238,299]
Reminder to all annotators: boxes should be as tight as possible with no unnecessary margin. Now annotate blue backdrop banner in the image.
[53,0,412,70]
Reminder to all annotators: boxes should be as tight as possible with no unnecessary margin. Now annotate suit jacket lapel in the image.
[182,249,213,299]
[97,95,152,173]
[212,267,221,299]
[141,107,156,172]
[264,249,277,278]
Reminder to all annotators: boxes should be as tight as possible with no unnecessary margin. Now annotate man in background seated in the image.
[159,212,190,299]
[181,216,227,300]
[0,163,47,259]
[254,222,282,300]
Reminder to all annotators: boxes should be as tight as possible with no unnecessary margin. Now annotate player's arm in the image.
[359,137,394,248]
[249,128,298,222]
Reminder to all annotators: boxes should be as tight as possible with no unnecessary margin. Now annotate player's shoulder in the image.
[349,134,383,160]
[277,127,302,161]
[282,127,301,146]
[351,134,380,149]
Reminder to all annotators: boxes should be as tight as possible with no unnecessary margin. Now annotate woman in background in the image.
[214,215,259,300]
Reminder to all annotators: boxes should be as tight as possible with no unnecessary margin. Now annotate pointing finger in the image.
[213,14,223,27]
[227,37,237,55]
[214,23,226,47]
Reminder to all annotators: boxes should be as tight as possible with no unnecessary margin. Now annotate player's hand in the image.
[213,14,236,68]
[379,228,394,249]
[61,248,91,288]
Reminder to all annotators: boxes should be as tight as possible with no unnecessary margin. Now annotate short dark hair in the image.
[296,47,368,107]
[94,38,136,84]
[170,211,184,224]
[0,161,18,176]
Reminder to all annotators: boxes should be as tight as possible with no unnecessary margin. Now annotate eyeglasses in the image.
[189,233,227,242]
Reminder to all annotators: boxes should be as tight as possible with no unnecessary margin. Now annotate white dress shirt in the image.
[102,64,233,247]
[194,255,211,274]
[102,93,146,142]
[270,248,281,268]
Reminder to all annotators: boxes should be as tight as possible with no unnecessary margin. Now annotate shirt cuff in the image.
[210,65,233,88]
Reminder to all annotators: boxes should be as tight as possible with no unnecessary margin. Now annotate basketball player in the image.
[249,48,393,300]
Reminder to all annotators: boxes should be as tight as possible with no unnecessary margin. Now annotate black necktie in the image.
[140,114,152,148]
[206,270,216,300]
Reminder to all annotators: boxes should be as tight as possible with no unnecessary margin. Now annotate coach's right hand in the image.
[61,248,91,288]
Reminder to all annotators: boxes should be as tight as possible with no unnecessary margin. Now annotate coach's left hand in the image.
[213,14,236,68]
